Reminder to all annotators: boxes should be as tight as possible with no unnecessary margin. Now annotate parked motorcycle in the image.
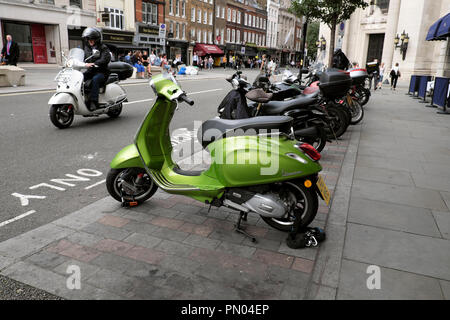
[217,71,328,152]
[106,73,331,236]
[48,48,133,129]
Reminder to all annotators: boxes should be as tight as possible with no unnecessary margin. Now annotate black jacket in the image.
[84,44,111,74]
[218,89,251,119]
[1,41,20,65]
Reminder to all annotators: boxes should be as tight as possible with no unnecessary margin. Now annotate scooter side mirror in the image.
[92,49,100,58]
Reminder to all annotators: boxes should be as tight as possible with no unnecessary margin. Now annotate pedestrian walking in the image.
[141,50,151,78]
[390,63,401,91]
[1,35,20,66]
[208,56,213,70]
[193,52,198,67]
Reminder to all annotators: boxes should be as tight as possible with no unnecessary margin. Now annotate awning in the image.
[193,44,224,56]
[426,13,450,41]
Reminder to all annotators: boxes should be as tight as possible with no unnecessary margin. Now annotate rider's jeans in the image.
[84,71,105,102]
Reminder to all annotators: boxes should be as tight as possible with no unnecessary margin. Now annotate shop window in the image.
[142,2,158,25]
[69,0,82,8]
[105,7,124,30]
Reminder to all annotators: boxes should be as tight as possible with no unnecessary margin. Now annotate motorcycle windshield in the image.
[282,70,293,82]
[68,48,85,63]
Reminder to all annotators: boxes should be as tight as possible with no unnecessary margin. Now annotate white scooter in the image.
[48,48,132,129]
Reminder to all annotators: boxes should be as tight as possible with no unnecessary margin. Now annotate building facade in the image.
[276,0,298,64]
[134,0,165,54]
[165,0,189,62]
[318,0,450,80]
[266,0,279,50]
[214,0,227,49]
[95,0,137,59]
[0,0,96,64]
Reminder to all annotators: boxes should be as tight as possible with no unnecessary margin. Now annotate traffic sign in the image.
[159,24,166,38]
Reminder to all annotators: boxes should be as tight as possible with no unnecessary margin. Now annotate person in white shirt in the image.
[149,50,156,65]
[390,63,401,91]
[193,52,198,67]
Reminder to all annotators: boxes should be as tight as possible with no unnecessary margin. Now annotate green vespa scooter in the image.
[106,73,330,239]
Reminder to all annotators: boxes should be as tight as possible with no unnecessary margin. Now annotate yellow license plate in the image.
[317,175,331,206]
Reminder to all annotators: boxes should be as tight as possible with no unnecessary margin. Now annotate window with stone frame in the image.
[105,7,124,30]
[169,0,173,15]
[70,0,82,8]
[204,10,208,24]
[198,9,202,23]
[182,1,186,17]
[175,0,179,16]
[192,7,195,22]
[142,2,158,25]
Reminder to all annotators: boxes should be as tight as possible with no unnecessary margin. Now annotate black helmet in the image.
[82,27,102,45]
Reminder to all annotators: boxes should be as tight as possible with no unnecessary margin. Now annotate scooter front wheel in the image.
[49,104,74,129]
[261,181,318,232]
[106,168,158,204]
[107,103,123,118]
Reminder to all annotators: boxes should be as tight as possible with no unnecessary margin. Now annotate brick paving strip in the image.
[0,133,352,299]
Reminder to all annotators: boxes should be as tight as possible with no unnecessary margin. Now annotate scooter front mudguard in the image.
[48,92,78,107]
[110,144,144,169]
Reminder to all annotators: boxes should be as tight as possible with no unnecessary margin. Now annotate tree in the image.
[290,0,368,67]
[306,21,320,62]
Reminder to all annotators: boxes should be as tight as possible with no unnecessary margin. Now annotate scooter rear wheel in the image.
[261,181,318,232]
[49,104,74,129]
[106,168,158,204]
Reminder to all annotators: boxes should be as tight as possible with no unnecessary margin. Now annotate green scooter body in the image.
[110,74,322,204]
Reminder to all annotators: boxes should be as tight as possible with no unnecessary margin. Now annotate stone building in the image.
[266,0,280,50]
[165,0,189,62]
[134,0,166,55]
[0,0,96,64]
[318,0,450,80]
[276,0,299,64]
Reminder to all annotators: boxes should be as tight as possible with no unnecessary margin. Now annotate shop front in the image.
[135,24,163,55]
[1,20,51,63]
[167,39,189,65]
[101,29,138,61]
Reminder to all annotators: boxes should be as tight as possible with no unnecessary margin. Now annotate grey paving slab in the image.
[433,211,450,239]
[344,223,450,281]
[440,280,450,300]
[412,172,450,193]
[0,223,75,259]
[215,241,257,259]
[352,179,448,211]
[25,251,68,269]
[348,197,441,237]
[356,155,425,173]
[89,253,158,278]
[441,191,450,210]
[183,234,221,250]
[123,233,162,249]
[66,231,105,247]
[337,259,444,300]
[1,261,123,300]
[357,145,427,162]
[354,166,415,187]
[308,283,337,300]
[154,239,195,258]
[53,259,102,281]
[0,255,16,271]
[81,222,132,241]
[85,268,138,298]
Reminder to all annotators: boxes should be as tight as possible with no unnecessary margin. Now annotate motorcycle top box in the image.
[108,62,134,80]
[349,68,369,86]
[319,70,352,99]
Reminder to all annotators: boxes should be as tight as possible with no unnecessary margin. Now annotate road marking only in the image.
[0,210,36,228]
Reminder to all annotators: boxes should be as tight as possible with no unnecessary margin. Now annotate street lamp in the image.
[394,30,409,61]
[320,36,326,51]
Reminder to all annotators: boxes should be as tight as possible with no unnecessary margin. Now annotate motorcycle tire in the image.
[295,125,327,153]
[349,100,364,125]
[261,180,318,232]
[49,104,74,129]
[356,87,370,106]
[324,105,349,139]
[107,103,123,118]
[106,168,158,204]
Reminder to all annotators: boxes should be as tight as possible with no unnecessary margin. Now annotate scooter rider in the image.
[82,27,111,111]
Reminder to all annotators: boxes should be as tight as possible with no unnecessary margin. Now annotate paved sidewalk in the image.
[0,64,230,95]
[309,87,450,300]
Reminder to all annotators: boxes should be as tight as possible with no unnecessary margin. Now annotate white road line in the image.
[0,210,36,228]
[123,88,223,105]
[84,179,106,190]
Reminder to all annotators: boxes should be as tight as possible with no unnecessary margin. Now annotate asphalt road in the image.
[0,72,254,242]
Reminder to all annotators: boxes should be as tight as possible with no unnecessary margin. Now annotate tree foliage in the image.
[290,0,369,66]
[306,21,320,61]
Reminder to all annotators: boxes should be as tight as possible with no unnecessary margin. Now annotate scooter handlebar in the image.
[178,94,194,106]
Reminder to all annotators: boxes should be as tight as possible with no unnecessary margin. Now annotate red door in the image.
[31,24,47,64]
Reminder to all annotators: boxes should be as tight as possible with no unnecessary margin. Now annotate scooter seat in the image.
[261,91,319,116]
[199,116,293,149]
[246,88,273,103]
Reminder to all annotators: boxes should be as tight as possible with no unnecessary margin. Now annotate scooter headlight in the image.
[66,58,74,68]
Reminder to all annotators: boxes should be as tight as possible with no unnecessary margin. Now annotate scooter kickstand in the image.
[234,212,257,243]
